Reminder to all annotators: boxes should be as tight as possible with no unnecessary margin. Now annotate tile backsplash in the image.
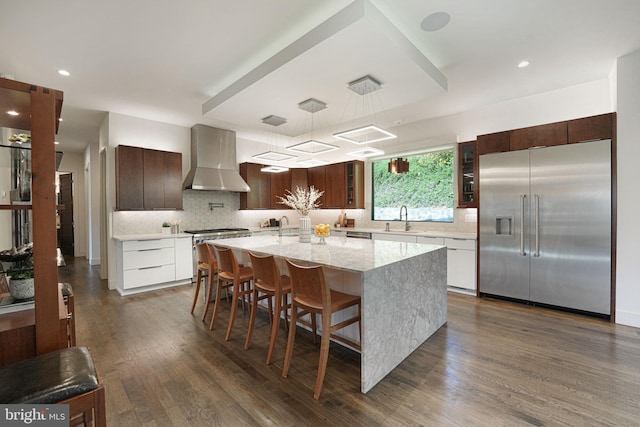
[112,190,477,236]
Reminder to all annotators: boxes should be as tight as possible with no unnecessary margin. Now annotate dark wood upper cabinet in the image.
[116,146,182,210]
[143,149,165,209]
[270,169,292,209]
[240,162,270,210]
[324,163,346,208]
[291,168,308,192]
[239,161,363,210]
[307,165,326,208]
[477,131,510,155]
[510,121,567,151]
[457,141,477,208]
[116,145,144,210]
[568,113,614,143]
[163,151,183,210]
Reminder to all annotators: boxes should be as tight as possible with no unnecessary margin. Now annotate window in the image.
[371,149,454,222]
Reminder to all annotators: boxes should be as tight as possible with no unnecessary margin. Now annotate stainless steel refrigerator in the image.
[479,139,611,315]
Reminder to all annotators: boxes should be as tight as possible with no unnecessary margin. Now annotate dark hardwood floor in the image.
[58,258,640,426]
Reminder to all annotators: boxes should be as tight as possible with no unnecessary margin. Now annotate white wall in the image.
[84,142,101,265]
[105,113,190,289]
[615,49,640,327]
[58,151,87,258]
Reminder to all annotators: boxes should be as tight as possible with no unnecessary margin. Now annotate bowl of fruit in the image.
[314,224,330,245]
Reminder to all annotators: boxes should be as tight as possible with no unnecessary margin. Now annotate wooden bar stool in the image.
[212,245,254,340]
[244,251,292,364]
[0,347,106,426]
[282,259,361,400]
[191,243,221,322]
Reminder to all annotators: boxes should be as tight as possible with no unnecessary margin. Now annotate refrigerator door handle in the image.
[534,194,540,257]
[520,194,526,256]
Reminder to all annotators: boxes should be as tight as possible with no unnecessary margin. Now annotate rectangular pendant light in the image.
[298,158,329,167]
[333,125,396,144]
[252,151,296,162]
[287,140,339,154]
[260,165,289,173]
[347,147,385,158]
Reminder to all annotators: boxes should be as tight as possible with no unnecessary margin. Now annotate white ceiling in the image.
[2,0,639,161]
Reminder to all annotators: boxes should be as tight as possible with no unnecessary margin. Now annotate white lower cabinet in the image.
[444,238,476,292]
[174,237,193,281]
[116,236,192,295]
[416,236,444,245]
[371,232,417,243]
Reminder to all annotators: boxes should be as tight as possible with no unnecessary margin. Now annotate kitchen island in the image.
[210,234,447,393]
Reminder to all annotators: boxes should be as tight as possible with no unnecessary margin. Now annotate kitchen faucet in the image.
[399,205,410,231]
[278,215,289,237]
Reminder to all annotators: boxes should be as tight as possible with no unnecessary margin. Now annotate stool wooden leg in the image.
[282,306,298,379]
[201,272,214,322]
[191,270,202,314]
[266,293,280,365]
[225,281,241,341]
[314,312,332,400]
[244,287,259,350]
[209,277,224,330]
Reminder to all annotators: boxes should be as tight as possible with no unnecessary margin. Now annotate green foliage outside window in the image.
[372,150,454,222]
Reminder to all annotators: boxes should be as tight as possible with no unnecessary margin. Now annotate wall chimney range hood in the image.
[183,124,250,192]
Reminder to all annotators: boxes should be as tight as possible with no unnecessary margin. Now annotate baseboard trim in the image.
[615,309,640,328]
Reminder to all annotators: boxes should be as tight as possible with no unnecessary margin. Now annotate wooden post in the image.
[30,86,62,354]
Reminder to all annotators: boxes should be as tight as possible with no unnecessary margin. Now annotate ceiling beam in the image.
[202,0,447,116]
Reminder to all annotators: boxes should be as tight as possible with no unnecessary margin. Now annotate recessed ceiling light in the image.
[54,141,60,145]
[58,69,71,76]
[58,118,63,122]
[420,12,450,32]
[518,61,530,68]
[7,110,19,116]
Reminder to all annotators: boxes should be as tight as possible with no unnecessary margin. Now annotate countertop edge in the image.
[113,233,192,241]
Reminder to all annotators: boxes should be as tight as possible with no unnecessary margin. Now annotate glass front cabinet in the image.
[457,140,477,208]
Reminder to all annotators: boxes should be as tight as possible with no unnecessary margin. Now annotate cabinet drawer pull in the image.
[448,248,458,251]
[139,265,163,270]
[139,248,162,252]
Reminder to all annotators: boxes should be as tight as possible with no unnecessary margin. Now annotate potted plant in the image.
[6,268,34,300]
[162,222,171,235]
[2,251,35,300]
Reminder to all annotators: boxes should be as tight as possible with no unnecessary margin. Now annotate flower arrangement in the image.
[277,185,324,216]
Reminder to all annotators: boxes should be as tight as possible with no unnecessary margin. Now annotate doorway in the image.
[58,172,74,257]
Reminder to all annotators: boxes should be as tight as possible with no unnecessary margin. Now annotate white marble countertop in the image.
[207,235,443,273]
[113,233,192,241]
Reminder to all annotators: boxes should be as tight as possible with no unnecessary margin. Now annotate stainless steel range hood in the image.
[183,124,250,192]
